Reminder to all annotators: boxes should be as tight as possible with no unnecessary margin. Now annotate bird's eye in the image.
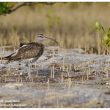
[40,36,44,38]
[38,34,44,38]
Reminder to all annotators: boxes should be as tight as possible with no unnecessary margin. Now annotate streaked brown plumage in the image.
[4,42,44,62]
[3,34,58,63]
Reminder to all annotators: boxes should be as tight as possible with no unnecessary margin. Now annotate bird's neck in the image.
[36,38,44,43]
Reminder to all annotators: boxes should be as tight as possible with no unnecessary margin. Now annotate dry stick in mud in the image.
[96,31,101,55]
[0,47,5,64]
[50,51,55,79]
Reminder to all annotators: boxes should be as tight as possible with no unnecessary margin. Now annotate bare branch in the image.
[6,3,29,15]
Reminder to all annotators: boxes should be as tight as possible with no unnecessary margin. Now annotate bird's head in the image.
[36,34,58,45]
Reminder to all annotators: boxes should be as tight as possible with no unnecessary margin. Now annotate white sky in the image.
[0,0,110,2]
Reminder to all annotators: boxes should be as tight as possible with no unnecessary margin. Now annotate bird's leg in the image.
[30,57,39,63]
[17,61,23,83]
[25,59,38,82]
[27,62,34,82]
[18,61,21,70]
[25,58,38,67]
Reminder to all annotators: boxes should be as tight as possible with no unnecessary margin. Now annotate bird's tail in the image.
[1,56,9,60]
[0,57,7,64]
[0,57,9,62]
[0,53,14,61]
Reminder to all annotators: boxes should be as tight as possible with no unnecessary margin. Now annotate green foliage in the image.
[0,2,11,14]
[103,28,110,47]
[96,21,110,47]
[0,2,16,14]
[95,21,105,33]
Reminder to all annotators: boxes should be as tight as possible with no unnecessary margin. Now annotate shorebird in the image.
[3,34,58,63]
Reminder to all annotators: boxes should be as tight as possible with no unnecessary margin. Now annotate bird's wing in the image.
[3,52,16,60]
[20,42,29,47]
[20,43,26,47]
[10,43,44,61]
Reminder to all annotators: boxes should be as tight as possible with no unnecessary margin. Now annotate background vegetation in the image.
[0,2,110,53]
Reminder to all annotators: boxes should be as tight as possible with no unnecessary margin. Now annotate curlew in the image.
[3,34,58,63]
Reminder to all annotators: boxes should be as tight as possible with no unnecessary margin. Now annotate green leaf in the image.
[95,21,105,33]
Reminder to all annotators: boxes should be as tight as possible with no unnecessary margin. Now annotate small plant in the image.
[95,21,110,48]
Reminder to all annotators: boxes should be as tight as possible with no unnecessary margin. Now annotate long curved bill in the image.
[45,36,59,45]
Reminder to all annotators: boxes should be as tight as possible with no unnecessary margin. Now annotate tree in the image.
[0,2,31,15]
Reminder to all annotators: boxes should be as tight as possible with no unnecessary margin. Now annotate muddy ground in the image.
[0,46,110,108]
